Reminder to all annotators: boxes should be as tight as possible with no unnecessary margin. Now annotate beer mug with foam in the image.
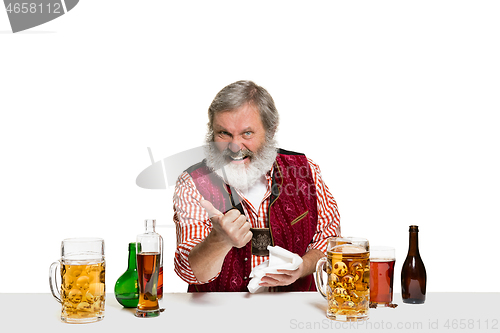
[49,238,106,323]
[315,237,370,321]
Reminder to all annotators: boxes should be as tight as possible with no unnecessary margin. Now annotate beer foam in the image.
[332,244,366,253]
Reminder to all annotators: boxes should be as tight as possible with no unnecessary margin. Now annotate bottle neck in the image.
[408,231,420,256]
[145,219,156,233]
[128,244,137,270]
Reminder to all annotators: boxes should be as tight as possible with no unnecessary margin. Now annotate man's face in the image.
[212,103,267,167]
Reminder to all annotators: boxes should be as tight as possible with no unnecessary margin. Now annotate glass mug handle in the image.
[49,261,62,303]
[315,257,328,299]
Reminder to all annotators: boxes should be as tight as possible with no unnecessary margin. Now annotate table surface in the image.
[0,292,498,332]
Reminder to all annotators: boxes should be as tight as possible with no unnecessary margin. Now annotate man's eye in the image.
[244,132,253,137]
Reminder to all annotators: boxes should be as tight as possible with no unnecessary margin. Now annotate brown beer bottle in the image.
[401,225,427,304]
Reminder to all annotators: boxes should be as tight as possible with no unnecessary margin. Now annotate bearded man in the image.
[173,80,341,292]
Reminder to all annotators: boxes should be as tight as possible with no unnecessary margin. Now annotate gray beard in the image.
[204,139,278,191]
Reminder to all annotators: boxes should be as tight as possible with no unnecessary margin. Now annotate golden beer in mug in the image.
[50,238,106,324]
[60,262,105,320]
[315,237,370,321]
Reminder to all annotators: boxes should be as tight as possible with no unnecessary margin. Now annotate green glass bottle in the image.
[114,242,139,308]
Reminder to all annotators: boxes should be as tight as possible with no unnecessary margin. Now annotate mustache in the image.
[222,148,254,159]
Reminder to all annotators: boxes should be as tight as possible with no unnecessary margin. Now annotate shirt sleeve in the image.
[306,158,341,255]
[173,171,219,285]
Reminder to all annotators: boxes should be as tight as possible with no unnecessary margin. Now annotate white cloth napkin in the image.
[247,245,303,293]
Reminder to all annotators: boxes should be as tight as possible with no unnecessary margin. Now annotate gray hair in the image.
[207,80,279,141]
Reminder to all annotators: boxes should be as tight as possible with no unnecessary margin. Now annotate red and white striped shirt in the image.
[173,157,341,285]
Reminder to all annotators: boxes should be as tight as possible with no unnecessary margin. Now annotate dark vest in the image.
[186,149,318,292]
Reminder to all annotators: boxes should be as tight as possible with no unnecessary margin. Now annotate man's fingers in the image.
[235,228,253,248]
[243,228,253,245]
[201,200,252,248]
[235,214,248,228]
[276,268,300,274]
[259,273,289,286]
[224,209,243,222]
[200,199,223,219]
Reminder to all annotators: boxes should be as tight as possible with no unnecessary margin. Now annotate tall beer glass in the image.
[370,246,395,307]
[135,220,161,318]
[315,237,370,321]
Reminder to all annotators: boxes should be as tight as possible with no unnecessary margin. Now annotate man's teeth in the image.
[231,156,246,160]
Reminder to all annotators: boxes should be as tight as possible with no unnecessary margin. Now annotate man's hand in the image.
[188,200,252,282]
[259,265,305,288]
[258,249,324,288]
[200,199,253,249]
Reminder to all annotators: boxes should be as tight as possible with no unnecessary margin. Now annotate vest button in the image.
[244,257,248,261]
[243,276,248,280]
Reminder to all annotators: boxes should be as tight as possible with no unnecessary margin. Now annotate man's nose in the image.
[228,141,242,153]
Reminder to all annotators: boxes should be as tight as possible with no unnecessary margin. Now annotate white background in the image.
[1,1,499,294]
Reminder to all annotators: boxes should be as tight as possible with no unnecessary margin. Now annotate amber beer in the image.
[369,260,395,304]
[369,246,396,306]
[136,252,160,313]
[326,246,370,320]
[158,266,163,299]
[60,261,105,322]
